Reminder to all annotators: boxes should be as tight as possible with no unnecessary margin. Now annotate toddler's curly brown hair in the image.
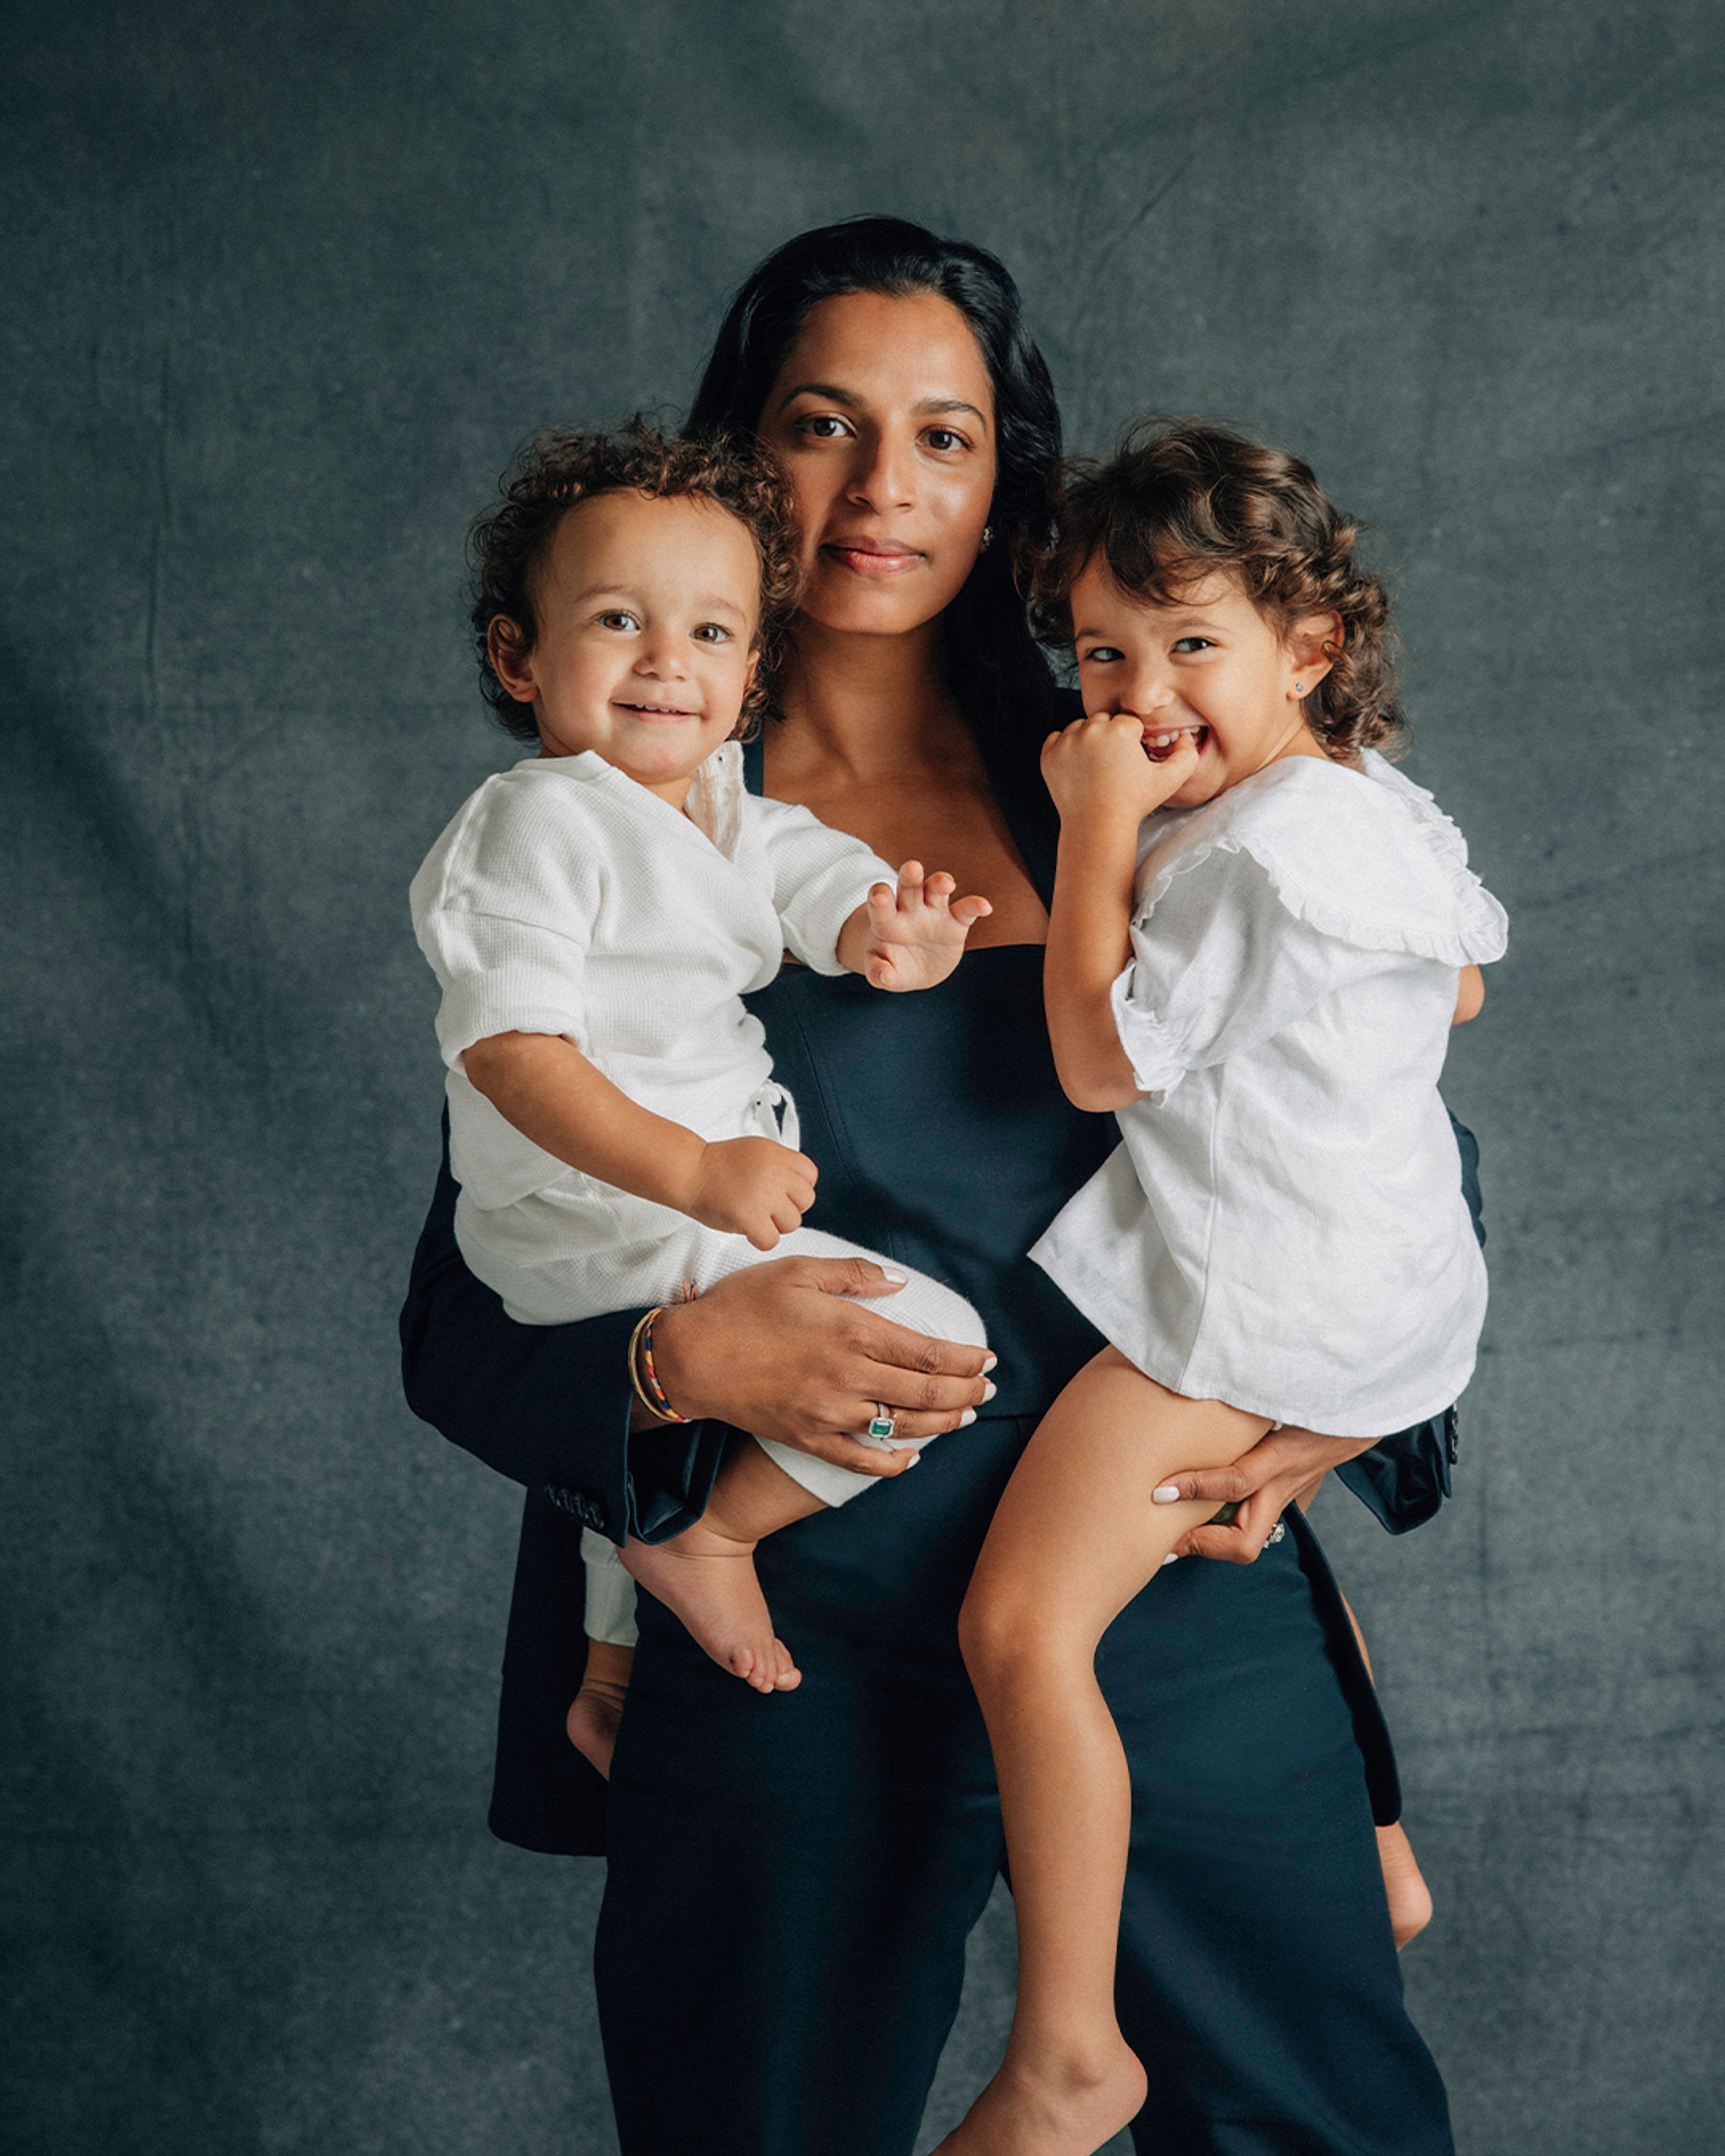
[1028,419,1404,762]
[469,419,802,745]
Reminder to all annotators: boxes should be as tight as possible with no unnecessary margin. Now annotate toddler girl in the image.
[411,424,991,1776]
[937,421,1506,2156]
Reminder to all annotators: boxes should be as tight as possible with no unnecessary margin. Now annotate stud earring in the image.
[980,525,994,550]
[1292,681,1305,696]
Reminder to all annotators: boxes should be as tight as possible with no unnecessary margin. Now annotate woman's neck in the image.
[771,616,972,783]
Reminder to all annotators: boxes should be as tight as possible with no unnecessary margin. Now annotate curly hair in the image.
[1028,419,1403,761]
[469,419,802,745]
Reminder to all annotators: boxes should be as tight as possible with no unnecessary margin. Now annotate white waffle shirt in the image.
[1032,751,1509,1436]
[410,742,896,1321]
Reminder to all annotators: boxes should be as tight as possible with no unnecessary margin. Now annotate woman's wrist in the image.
[627,1307,689,1425]
[637,1296,710,1423]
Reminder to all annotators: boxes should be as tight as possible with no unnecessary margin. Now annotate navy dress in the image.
[400,720,1463,2155]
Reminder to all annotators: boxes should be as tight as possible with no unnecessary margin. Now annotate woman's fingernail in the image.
[903,1450,922,1466]
[958,1408,977,1427]
[1152,1484,1181,1504]
[981,1381,997,1402]
[981,1352,998,1373]
[1161,1552,1180,1566]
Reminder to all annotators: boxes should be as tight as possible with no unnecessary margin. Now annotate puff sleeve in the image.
[1110,844,1406,1100]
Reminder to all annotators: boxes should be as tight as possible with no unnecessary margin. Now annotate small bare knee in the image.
[958,1585,1073,1699]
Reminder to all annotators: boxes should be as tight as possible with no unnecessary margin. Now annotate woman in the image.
[401,217,1463,2155]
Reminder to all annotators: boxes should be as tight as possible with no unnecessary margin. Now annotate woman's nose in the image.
[845,430,914,513]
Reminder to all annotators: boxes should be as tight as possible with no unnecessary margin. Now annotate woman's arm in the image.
[400,1124,995,1539]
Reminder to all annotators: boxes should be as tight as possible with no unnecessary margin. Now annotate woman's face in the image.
[756,290,998,640]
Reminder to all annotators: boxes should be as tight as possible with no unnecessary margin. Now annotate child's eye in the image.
[1079,646,1123,665]
[596,610,640,632]
[1172,636,1214,653]
[691,623,732,644]
[796,413,852,441]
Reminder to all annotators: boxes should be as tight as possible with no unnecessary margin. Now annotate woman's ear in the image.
[1287,611,1343,698]
[487,616,539,703]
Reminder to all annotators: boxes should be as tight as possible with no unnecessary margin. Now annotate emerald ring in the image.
[867,1406,898,1443]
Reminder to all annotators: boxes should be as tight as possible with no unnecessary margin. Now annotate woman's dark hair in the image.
[1030,419,1404,762]
[687,216,1063,749]
[468,418,801,745]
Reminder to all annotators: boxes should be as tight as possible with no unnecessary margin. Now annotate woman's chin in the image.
[798,567,958,640]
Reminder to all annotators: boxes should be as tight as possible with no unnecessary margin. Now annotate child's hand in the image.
[1041,711,1201,826]
[686,1137,818,1251]
[860,861,993,991]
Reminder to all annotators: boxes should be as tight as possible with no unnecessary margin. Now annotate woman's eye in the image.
[1080,646,1123,665]
[796,413,851,440]
[924,427,967,453]
[597,611,639,632]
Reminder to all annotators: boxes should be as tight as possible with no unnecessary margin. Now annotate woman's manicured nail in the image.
[981,1352,998,1373]
[981,1381,997,1402]
[958,1408,977,1427]
[1161,1552,1180,1566]
[1152,1484,1181,1504]
[903,1449,923,1465]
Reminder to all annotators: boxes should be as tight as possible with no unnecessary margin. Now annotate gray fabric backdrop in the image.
[5,3,1721,2150]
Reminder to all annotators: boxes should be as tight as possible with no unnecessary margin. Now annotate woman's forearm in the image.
[1045,813,1145,1114]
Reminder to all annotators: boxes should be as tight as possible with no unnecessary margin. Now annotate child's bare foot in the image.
[565,1640,635,1779]
[932,2038,1146,2156]
[1377,1821,1433,1950]
[620,1522,801,1695]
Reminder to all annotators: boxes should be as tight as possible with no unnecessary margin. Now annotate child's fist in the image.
[687,1137,818,1250]
[1041,710,1201,824]
[862,860,992,991]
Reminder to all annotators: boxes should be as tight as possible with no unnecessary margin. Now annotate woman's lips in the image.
[821,539,925,577]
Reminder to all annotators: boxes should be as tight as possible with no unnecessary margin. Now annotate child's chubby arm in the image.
[1453,965,1485,1024]
[461,1031,818,1252]
[835,860,994,991]
[1040,713,1201,1113]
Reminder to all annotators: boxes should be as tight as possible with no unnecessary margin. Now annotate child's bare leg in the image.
[1330,1583,1435,1949]
[937,1348,1270,2156]
[620,1436,827,1694]
[566,1639,635,1779]
[1375,1821,1433,1950]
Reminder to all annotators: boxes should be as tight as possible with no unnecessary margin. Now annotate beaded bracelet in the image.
[627,1296,696,1425]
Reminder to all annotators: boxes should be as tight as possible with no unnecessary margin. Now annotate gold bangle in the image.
[627,1307,683,1423]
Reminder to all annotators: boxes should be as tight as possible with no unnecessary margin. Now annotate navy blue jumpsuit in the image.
[400,720,1464,2156]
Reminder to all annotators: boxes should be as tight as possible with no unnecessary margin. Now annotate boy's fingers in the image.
[950,896,992,929]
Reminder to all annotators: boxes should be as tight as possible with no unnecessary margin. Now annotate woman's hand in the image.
[841,861,993,990]
[646,1254,995,1476]
[1154,1425,1377,1563]
[1040,711,1199,828]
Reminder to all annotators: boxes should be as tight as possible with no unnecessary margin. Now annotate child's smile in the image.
[1070,565,1339,807]
[490,488,763,807]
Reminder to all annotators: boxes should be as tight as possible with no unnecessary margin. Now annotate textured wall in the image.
[4,3,1721,2150]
